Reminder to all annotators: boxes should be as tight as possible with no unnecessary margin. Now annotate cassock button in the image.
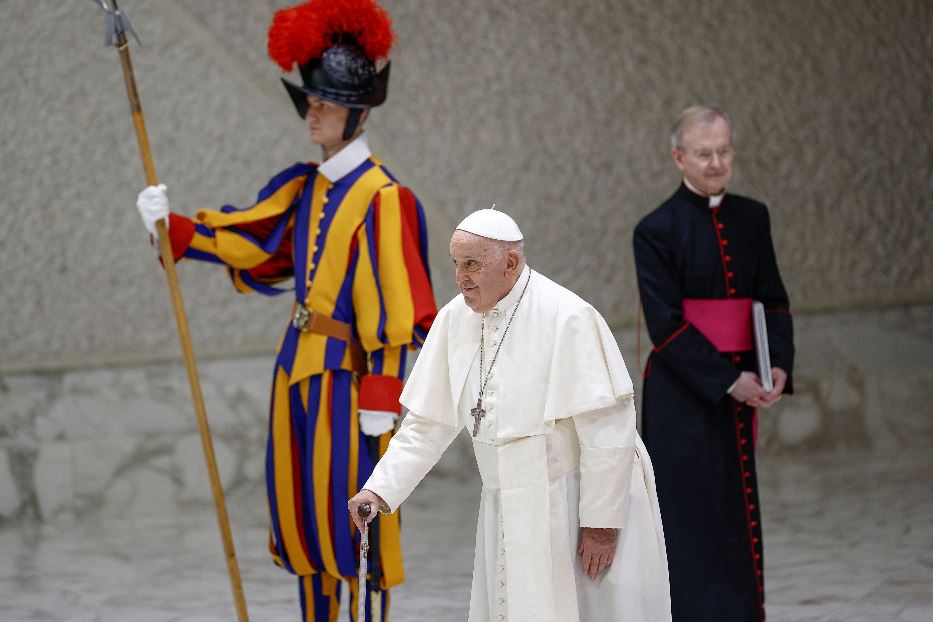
[729,288,737,295]
[721,239,729,246]
[491,309,501,318]
[725,255,732,262]
[717,223,724,230]
[727,271,735,278]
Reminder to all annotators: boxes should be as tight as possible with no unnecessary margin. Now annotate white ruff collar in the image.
[318,132,372,182]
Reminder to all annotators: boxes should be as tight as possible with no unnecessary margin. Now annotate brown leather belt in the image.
[291,302,367,371]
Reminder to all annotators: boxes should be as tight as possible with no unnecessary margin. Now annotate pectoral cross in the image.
[471,399,486,437]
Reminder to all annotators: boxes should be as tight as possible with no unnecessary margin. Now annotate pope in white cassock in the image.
[349,208,672,621]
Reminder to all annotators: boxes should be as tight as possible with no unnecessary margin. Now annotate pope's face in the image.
[305,96,350,150]
[672,116,735,196]
[449,231,515,314]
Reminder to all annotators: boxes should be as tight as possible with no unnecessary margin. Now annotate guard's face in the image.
[672,116,735,196]
[305,95,350,150]
[449,231,512,314]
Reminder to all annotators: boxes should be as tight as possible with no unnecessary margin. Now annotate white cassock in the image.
[365,265,672,621]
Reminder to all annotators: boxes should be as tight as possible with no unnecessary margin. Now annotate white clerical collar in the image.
[318,133,372,183]
[683,178,725,208]
[488,264,531,318]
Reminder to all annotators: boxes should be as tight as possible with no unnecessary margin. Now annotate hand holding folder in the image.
[682,298,783,403]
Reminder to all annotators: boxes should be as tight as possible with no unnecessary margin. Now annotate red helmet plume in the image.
[268,0,396,72]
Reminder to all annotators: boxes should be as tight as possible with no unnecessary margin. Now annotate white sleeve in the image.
[573,393,637,529]
[363,412,461,512]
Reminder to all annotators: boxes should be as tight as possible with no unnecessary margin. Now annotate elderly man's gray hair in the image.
[670,106,735,150]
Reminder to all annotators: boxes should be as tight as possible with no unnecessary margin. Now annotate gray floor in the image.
[1,447,931,621]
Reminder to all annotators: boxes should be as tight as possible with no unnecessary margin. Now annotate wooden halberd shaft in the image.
[111,26,250,622]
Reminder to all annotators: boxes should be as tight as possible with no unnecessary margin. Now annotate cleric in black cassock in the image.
[633,106,794,622]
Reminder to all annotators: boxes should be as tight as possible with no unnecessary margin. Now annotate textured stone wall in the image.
[1,0,931,370]
[2,306,931,525]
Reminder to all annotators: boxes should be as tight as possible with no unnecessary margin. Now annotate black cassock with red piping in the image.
[633,183,795,622]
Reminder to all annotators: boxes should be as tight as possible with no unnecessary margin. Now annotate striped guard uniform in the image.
[164,134,437,621]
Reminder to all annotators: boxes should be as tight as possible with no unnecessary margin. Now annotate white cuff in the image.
[359,409,397,436]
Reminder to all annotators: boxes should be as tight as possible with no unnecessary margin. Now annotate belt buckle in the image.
[292,305,311,332]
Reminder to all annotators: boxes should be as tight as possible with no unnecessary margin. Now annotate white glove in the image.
[359,409,398,436]
[136,184,170,236]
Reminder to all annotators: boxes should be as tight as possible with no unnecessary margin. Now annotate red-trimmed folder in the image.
[752,301,773,392]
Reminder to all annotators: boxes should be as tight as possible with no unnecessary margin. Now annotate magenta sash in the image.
[682,298,753,352]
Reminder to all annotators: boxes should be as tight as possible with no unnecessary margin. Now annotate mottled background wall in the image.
[1,0,931,524]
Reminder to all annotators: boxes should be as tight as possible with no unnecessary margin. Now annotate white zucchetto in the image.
[455,206,523,241]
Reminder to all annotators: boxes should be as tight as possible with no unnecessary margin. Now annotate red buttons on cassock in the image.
[729,288,737,295]
[718,223,725,229]
[727,271,734,278]
[721,239,729,246]
[725,255,732,261]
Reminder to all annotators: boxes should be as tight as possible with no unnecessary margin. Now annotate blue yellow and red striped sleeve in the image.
[353,184,437,413]
[163,163,314,295]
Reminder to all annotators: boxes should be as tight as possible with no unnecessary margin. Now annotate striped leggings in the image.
[266,368,403,620]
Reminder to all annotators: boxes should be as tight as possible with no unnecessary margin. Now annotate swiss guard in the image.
[135,0,437,619]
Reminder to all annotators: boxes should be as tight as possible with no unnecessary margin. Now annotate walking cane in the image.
[87,2,249,620]
[358,503,372,622]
